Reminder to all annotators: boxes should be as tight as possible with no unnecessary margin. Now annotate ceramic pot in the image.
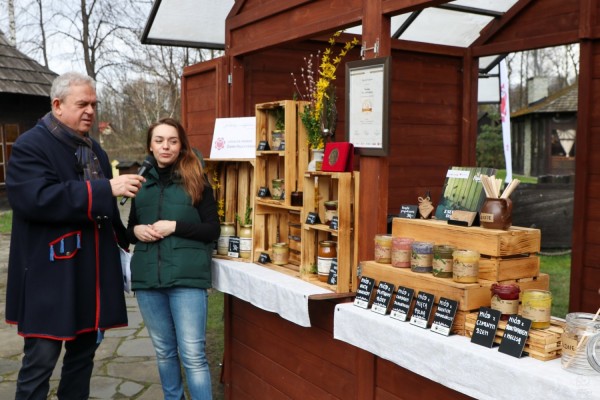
[480,197,513,230]
[239,224,253,259]
[307,149,324,171]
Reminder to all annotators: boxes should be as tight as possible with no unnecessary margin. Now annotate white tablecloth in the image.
[334,303,600,400]
[211,258,333,327]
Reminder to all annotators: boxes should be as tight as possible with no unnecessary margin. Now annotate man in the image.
[5,72,146,399]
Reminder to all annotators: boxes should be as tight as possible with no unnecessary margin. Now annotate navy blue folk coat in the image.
[5,122,128,340]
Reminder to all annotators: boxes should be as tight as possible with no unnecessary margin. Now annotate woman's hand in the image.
[134,224,163,242]
[150,220,176,238]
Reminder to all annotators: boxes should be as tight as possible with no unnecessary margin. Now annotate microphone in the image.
[120,155,155,205]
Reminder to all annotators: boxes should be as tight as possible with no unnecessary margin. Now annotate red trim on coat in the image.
[14,323,129,341]
[85,181,102,332]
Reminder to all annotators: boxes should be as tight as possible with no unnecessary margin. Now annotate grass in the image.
[494,170,538,184]
[539,252,571,319]
[207,290,225,399]
[0,210,11,234]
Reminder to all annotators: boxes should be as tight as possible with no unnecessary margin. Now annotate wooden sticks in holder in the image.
[481,175,520,200]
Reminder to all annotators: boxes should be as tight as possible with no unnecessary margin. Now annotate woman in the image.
[127,117,220,399]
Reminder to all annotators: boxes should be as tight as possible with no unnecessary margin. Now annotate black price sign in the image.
[329,216,339,230]
[410,291,435,329]
[471,307,502,348]
[354,276,375,309]
[371,281,395,315]
[257,252,271,264]
[278,141,285,151]
[399,205,418,219]
[498,314,532,358]
[257,140,270,151]
[431,297,458,336]
[227,237,240,258]
[305,212,321,225]
[258,187,270,197]
[327,258,338,285]
[390,286,414,321]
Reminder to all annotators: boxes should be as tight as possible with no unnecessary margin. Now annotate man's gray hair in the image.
[50,72,96,102]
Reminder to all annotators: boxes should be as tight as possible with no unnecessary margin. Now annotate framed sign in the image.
[345,56,390,156]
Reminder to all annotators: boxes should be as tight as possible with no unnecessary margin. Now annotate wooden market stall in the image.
[155,0,600,398]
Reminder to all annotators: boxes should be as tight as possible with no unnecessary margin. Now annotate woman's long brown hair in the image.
[146,117,205,205]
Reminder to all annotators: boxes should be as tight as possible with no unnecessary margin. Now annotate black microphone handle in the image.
[120,160,154,206]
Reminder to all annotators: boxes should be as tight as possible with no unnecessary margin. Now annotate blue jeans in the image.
[136,288,212,400]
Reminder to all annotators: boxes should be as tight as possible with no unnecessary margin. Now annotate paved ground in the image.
[0,204,167,399]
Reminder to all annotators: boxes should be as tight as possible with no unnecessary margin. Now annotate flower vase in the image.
[307,149,324,172]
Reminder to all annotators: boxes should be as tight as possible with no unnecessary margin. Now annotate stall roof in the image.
[142,1,517,57]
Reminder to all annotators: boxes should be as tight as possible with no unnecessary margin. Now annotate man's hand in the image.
[110,174,145,198]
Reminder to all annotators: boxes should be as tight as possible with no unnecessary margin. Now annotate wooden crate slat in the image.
[479,254,540,281]
[392,219,541,257]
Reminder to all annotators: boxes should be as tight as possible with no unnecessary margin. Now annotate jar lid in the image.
[319,240,337,246]
[272,242,288,248]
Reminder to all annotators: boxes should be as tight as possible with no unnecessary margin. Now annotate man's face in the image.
[53,84,97,135]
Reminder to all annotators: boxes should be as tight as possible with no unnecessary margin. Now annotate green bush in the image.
[476,112,506,169]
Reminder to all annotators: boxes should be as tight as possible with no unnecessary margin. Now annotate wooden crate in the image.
[205,159,254,226]
[392,218,541,283]
[301,171,358,293]
[362,261,491,311]
[392,218,540,257]
[465,312,565,361]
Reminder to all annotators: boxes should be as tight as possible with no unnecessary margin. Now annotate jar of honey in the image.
[522,289,552,329]
[317,240,337,282]
[271,242,289,265]
[410,241,433,273]
[374,234,392,264]
[490,283,520,320]
[391,237,413,268]
[452,250,479,283]
[432,245,455,278]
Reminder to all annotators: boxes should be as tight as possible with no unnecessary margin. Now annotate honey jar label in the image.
[432,258,452,273]
[491,295,518,314]
[392,249,410,263]
[411,253,432,268]
[522,305,551,322]
[561,334,578,356]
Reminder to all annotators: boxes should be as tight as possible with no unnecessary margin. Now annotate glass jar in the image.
[410,241,434,273]
[271,242,289,265]
[271,178,284,200]
[374,234,393,264]
[432,245,455,278]
[324,200,338,224]
[217,222,235,255]
[238,225,253,259]
[490,283,520,320]
[317,240,337,282]
[391,237,413,268]
[561,312,600,375]
[452,250,479,283]
[521,289,552,329]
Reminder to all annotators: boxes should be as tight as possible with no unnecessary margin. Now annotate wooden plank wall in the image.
[387,49,463,217]
[224,296,473,399]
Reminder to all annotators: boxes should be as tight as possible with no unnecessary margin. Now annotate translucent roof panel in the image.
[141,0,234,49]
[393,8,493,47]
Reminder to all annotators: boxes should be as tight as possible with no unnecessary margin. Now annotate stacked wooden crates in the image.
[252,100,308,268]
[251,100,359,293]
[362,218,547,336]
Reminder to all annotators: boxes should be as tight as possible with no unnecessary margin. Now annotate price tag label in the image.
[227,237,240,258]
[257,252,271,264]
[329,216,339,230]
[257,140,270,151]
[431,297,458,336]
[327,258,338,285]
[390,286,414,321]
[498,314,532,358]
[399,205,418,219]
[354,276,375,309]
[371,281,395,315]
[305,212,321,225]
[409,291,435,328]
[471,307,502,348]
[278,141,285,151]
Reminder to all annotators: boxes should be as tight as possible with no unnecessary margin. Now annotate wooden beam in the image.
[462,47,478,166]
[358,1,391,266]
